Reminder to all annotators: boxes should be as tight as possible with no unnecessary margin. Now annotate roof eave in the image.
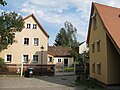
[87,2,95,45]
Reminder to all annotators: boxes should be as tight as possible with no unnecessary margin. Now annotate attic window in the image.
[93,16,97,30]
[27,24,31,29]
[33,24,37,29]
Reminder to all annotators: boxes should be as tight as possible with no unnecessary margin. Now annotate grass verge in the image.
[75,76,108,90]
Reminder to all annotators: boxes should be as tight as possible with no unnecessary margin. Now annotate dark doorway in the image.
[64,59,68,66]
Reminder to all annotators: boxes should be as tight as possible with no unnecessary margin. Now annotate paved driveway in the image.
[0,75,86,90]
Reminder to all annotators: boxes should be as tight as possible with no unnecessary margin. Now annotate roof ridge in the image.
[90,2,120,54]
[93,2,120,10]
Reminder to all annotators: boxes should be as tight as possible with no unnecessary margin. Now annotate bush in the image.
[64,67,74,72]
[0,57,8,73]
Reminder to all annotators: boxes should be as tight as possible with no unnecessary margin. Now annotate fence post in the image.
[21,63,23,77]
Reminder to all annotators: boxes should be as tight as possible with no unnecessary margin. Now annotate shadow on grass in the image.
[75,76,108,90]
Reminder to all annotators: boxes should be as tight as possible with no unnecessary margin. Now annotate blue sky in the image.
[0,0,120,45]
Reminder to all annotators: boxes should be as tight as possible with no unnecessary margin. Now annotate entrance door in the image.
[64,59,68,66]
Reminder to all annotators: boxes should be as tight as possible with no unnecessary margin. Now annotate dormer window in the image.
[27,24,31,29]
[33,24,37,29]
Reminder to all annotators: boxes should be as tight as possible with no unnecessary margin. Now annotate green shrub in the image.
[0,57,8,73]
[64,67,74,72]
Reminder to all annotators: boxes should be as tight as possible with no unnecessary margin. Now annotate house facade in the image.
[0,14,49,65]
[87,2,120,85]
[47,46,74,66]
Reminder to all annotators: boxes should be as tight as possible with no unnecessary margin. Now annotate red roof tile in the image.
[48,46,72,57]
[87,2,120,53]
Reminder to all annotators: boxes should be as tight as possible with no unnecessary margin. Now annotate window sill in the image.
[33,45,39,46]
[23,61,28,63]
[32,61,38,63]
[5,61,11,63]
[23,44,29,46]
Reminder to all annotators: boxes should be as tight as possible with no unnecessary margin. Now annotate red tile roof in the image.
[87,2,120,53]
[24,14,49,38]
[48,46,72,57]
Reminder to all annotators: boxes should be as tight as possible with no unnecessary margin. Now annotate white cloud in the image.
[19,0,120,44]
[0,9,4,13]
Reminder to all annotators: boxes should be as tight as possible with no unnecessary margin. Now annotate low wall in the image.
[0,64,55,76]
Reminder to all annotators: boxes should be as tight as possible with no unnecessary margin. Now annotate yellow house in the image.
[87,2,120,85]
[0,14,49,65]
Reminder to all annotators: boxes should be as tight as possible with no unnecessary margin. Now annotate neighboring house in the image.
[79,42,89,64]
[48,46,74,66]
[87,2,120,85]
[79,41,89,54]
[0,14,49,65]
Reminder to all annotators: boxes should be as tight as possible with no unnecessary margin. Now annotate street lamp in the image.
[40,46,44,76]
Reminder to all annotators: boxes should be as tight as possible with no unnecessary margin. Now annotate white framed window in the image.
[33,38,39,46]
[58,59,61,62]
[26,24,31,29]
[48,57,52,62]
[33,24,37,29]
[23,55,29,63]
[5,54,12,63]
[24,38,29,45]
[33,55,38,63]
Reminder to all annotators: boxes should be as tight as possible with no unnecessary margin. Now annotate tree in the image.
[0,12,24,51]
[83,50,89,64]
[54,21,80,62]
[54,28,68,46]
[54,21,79,47]
[0,0,7,6]
[0,57,8,73]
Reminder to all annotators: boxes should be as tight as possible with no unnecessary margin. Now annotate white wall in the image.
[79,42,89,54]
